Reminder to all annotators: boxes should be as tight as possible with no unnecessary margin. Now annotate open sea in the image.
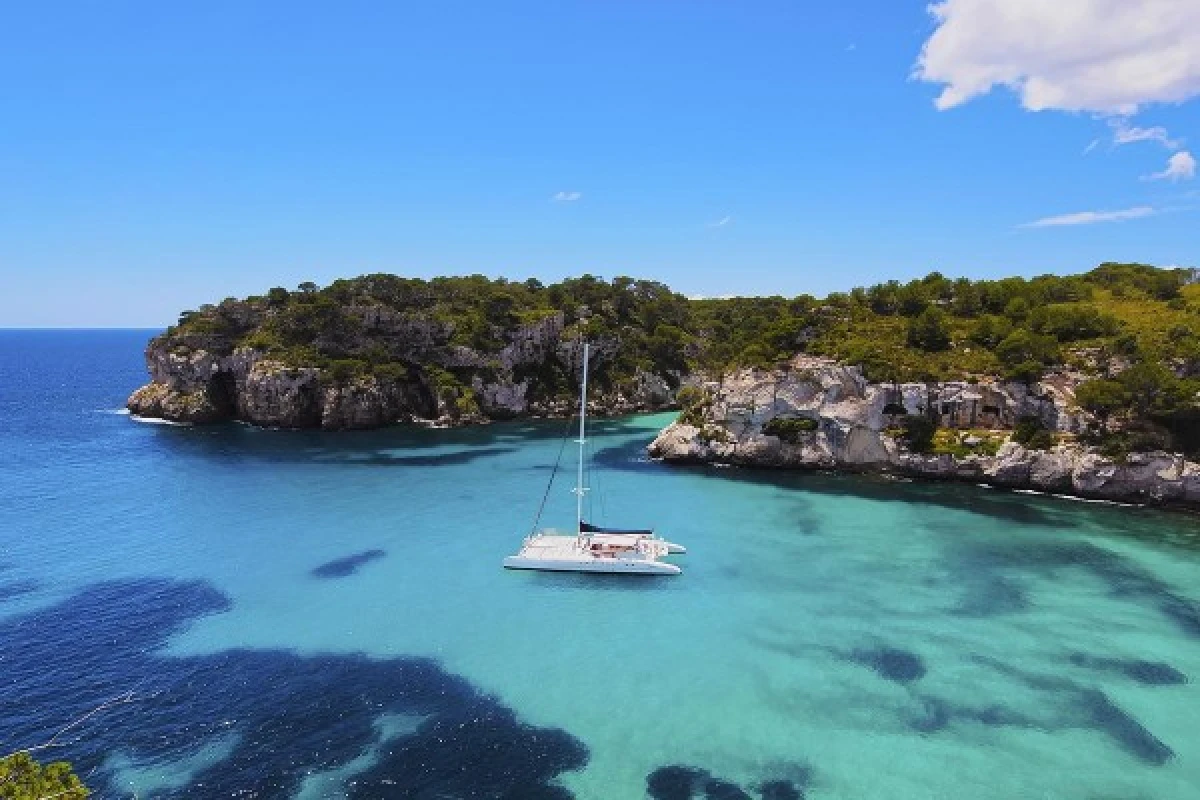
[3,328,1200,800]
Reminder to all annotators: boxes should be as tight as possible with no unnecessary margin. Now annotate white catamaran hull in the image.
[503,555,681,575]
[505,534,682,575]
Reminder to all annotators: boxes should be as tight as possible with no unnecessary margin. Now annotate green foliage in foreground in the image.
[0,753,88,800]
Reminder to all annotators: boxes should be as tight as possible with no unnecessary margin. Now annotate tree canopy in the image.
[0,753,88,800]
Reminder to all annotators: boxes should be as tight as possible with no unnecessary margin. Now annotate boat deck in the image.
[504,534,681,575]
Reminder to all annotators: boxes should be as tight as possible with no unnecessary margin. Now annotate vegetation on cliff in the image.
[166,274,691,403]
[161,263,1199,448]
[686,262,1200,457]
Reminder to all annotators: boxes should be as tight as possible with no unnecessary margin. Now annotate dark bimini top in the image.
[580,521,654,536]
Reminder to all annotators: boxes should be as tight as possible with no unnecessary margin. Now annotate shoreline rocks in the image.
[646,357,1200,510]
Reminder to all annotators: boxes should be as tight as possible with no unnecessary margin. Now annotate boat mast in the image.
[574,342,589,534]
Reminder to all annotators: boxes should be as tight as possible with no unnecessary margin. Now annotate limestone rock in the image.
[648,361,1199,509]
[126,382,226,424]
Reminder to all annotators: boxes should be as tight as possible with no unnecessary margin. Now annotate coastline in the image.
[650,447,1200,515]
[645,358,1200,513]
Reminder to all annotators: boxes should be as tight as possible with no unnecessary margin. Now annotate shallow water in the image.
[2,330,1200,799]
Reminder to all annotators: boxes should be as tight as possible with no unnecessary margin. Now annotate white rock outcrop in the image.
[648,357,1200,508]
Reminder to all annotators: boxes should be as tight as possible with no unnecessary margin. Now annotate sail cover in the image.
[580,521,654,535]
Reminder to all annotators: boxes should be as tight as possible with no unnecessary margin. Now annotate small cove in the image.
[3,330,1200,799]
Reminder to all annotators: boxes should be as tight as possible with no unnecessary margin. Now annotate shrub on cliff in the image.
[371,362,409,382]
[676,385,711,428]
[898,415,937,453]
[1012,415,1055,450]
[1118,362,1188,417]
[1075,378,1127,425]
[326,359,368,386]
[762,416,818,443]
[995,329,1059,383]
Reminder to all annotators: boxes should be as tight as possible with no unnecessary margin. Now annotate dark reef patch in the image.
[953,575,1029,617]
[958,539,1200,639]
[310,549,387,579]
[1069,653,1187,686]
[909,695,952,733]
[1155,592,1200,638]
[758,779,804,800]
[646,765,807,800]
[704,778,753,800]
[647,765,710,800]
[908,694,1034,735]
[848,646,927,684]
[0,578,587,799]
[1076,689,1174,766]
[972,656,1175,766]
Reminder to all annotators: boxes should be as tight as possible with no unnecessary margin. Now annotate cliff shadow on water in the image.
[645,459,1077,529]
[131,413,666,470]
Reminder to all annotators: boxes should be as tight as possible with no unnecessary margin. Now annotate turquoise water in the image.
[3,330,1200,799]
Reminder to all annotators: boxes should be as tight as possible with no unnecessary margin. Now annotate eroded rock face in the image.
[647,357,1200,508]
[126,382,228,424]
[127,312,679,429]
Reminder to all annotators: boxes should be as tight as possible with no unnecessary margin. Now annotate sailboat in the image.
[503,343,684,575]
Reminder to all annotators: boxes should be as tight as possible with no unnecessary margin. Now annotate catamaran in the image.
[503,342,684,575]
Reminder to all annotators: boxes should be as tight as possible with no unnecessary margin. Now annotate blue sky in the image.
[2,1,1197,326]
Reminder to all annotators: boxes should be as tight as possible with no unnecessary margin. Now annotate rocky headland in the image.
[127,311,677,429]
[128,267,1200,509]
[127,275,684,429]
[648,356,1200,508]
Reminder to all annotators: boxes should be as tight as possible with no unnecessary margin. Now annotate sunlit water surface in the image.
[3,330,1200,799]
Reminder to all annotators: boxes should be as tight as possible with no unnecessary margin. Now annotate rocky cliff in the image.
[648,356,1200,508]
[128,310,678,429]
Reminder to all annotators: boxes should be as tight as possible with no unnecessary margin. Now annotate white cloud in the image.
[707,215,733,228]
[1145,151,1197,181]
[1110,120,1180,149]
[552,191,582,202]
[1022,206,1156,228]
[1082,138,1101,155]
[915,0,1200,114]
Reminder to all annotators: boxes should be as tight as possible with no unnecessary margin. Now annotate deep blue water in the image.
[2,330,1200,799]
